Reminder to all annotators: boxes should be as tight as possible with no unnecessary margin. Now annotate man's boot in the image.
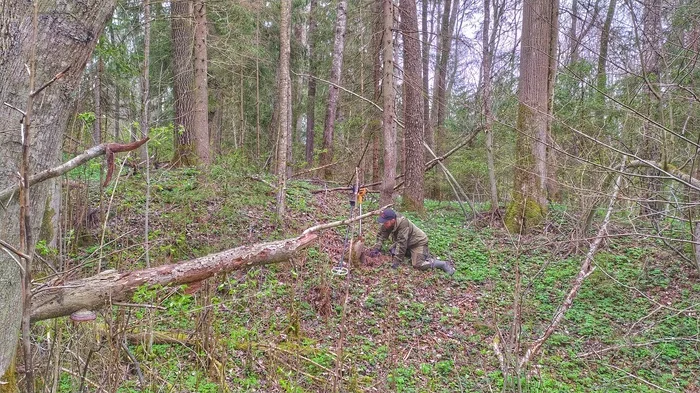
[429,258,455,276]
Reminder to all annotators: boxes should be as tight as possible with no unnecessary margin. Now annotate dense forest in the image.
[0,0,699,391]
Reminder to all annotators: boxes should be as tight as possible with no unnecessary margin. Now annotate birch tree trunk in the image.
[0,0,117,377]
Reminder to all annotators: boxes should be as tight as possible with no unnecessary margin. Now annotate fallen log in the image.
[30,233,317,322]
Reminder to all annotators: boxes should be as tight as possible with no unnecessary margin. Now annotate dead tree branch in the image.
[517,167,624,369]
[301,205,391,235]
[0,138,149,204]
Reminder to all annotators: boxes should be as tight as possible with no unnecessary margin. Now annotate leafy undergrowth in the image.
[39,156,699,393]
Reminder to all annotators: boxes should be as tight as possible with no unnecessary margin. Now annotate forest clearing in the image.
[1,0,699,392]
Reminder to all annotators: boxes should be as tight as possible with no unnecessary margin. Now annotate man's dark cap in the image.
[377,208,397,223]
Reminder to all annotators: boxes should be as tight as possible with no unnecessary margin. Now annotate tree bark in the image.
[319,0,348,180]
[400,0,425,211]
[277,0,292,216]
[371,0,384,186]
[481,0,499,211]
[140,0,151,165]
[546,0,560,201]
[595,0,616,124]
[639,0,664,219]
[380,0,397,206]
[305,0,318,168]
[193,0,210,166]
[504,0,557,233]
[30,233,318,322]
[0,0,117,376]
[421,0,431,145]
[171,0,197,166]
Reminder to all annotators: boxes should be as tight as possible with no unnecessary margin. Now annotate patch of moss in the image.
[504,192,546,233]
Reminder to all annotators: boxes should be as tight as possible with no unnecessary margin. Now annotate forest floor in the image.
[37,158,700,393]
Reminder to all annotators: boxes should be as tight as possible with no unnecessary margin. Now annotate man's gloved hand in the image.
[367,248,381,258]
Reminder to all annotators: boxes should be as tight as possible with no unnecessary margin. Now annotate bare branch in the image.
[518,163,625,369]
[301,204,392,235]
[0,138,149,204]
[30,66,71,98]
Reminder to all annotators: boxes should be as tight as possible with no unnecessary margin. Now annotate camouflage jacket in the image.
[373,214,428,262]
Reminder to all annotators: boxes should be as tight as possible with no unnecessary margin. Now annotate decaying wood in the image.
[30,232,317,322]
[0,138,149,204]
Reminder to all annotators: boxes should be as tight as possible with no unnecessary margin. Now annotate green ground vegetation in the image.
[34,156,699,393]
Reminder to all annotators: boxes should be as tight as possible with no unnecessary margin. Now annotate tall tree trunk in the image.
[0,0,117,376]
[425,0,443,152]
[546,0,560,201]
[432,0,457,155]
[380,0,397,206]
[596,0,616,123]
[320,0,349,180]
[400,0,425,211]
[193,0,210,166]
[171,0,197,166]
[277,0,292,217]
[421,0,431,144]
[305,0,318,168]
[372,0,384,186]
[481,0,499,211]
[504,0,557,233]
[140,0,151,164]
[427,0,454,199]
[640,0,664,219]
[569,0,580,64]
[142,0,151,272]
